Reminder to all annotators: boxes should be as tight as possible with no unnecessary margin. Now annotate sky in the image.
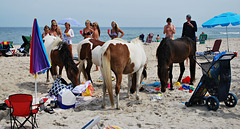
[1,0,240,27]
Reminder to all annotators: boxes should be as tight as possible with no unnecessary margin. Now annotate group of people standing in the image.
[81,20,124,40]
[163,14,197,43]
[41,20,125,59]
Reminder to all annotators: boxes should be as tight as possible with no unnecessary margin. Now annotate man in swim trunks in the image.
[163,18,175,39]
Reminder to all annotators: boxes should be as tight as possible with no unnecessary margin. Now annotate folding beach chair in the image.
[206,39,222,53]
[199,33,207,44]
[5,94,41,129]
[81,116,101,129]
[18,36,31,54]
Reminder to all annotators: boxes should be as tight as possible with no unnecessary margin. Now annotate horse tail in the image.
[78,59,88,81]
[101,47,114,107]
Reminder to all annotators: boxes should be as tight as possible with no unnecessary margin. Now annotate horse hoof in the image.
[170,88,174,91]
[46,80,50,82]
[161,88,166,93]
[189,82,193,85]
[130,88,135,94]
[136,96,140,100]
[101,105,106,109]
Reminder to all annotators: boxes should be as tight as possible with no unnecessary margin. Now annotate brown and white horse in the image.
[77,38,105,82]
[97,38,147,109]
[44,35,79,87]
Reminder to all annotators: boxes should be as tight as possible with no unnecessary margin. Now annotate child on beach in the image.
[42,25,50,39]
[156,35,160,42]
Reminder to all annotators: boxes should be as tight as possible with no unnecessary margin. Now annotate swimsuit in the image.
[83,31,91,36]
[111,32,118,36]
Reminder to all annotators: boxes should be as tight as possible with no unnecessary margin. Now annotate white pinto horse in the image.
[97,38,147,109]
[77,38,105,82]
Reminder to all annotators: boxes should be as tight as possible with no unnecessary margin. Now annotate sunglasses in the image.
[53,25,57,26]
[85,22,89,25]
[112,23,116,26]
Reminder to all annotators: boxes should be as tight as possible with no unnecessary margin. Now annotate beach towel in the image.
[142,81,161,86]
[48,77,73,96]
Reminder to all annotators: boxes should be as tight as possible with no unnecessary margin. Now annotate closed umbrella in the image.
[202,12,240,51]
[30,18,51,104]
[58,18,81,26]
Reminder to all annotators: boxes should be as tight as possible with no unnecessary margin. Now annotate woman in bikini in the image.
[92,22,101,71]
[50,21,62,38]
[81,20,93,39]
[108,21,124,39]
[92,22,100,40]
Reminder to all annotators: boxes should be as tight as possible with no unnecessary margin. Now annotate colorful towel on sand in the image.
[142,81,161,86]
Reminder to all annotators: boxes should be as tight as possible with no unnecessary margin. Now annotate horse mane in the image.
[52,37,62,50]
[156,37,172,64]
[58,42,78,74]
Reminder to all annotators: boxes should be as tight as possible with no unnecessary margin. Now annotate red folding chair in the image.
[5,94,41,129]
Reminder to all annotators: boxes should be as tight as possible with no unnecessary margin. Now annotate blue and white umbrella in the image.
[202,12,240,51]
[58,18,81,26]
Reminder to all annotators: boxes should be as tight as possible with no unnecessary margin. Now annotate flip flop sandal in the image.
[44,108,54,114]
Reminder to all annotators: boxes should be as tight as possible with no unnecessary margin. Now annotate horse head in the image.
[58,42,80,87]
[156,38,172,92]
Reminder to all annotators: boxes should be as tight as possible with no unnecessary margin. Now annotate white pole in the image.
[35,74,37,104]
[226,26,229,52]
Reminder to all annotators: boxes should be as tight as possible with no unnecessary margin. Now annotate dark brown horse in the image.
[156,37,196,92]
[77,38,105,82]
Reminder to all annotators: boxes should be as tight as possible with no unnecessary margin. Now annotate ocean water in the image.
[0,27,240,45]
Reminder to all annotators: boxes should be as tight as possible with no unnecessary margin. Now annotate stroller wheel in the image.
[206,96,219,111]
[185,102,192,107]
[224,93,238,107]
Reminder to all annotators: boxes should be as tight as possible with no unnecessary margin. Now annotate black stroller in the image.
[185,53,237,111]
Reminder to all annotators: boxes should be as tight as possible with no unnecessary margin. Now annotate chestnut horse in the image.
[44,35,79,87]
[99,38,147,109]
[77,38,105,82]
[156,37,196,92]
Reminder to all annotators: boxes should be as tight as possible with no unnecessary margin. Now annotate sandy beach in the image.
[0,38,240,129]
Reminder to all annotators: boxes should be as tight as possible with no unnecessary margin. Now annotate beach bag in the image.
[72,80,94,96]
[48,77,73,96]
[83,83,94,96]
